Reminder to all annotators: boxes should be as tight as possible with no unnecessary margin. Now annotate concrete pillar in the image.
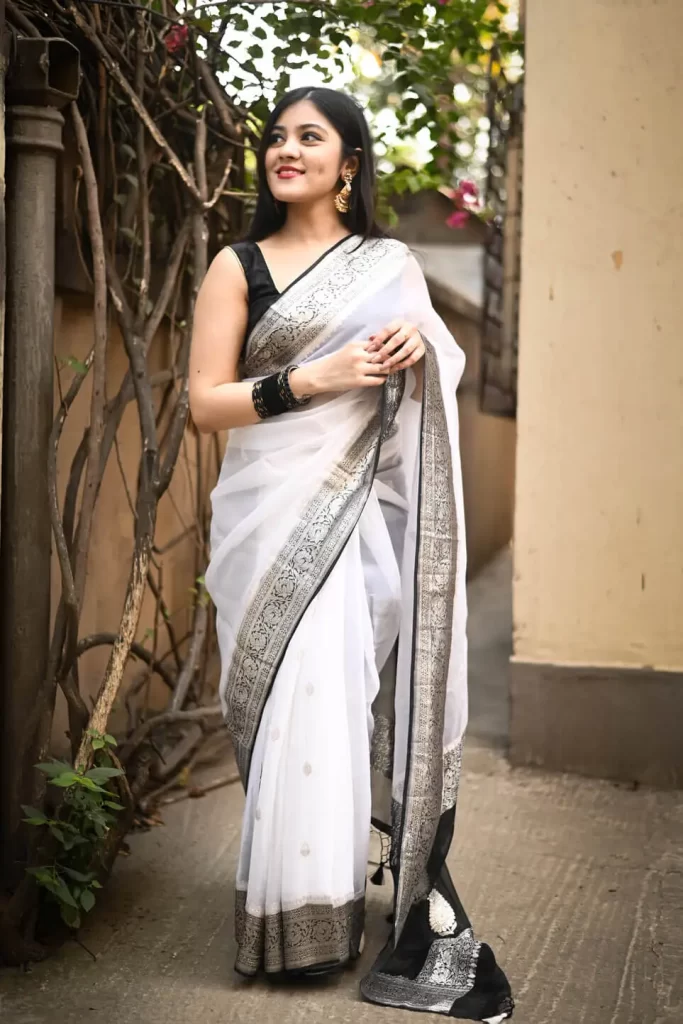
[511,0,683,788]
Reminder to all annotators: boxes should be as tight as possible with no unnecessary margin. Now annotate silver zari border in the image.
[235,889,365,975]
[243,236,408,378]
[225,373,405,783]
[360,928,481,1015]
[393,340,458,940]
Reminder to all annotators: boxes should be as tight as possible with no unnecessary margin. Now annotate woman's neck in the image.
[275,196,350,247]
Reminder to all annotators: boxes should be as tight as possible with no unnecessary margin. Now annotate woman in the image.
[189,86,514,1022]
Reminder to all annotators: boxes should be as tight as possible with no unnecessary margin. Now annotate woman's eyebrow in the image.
[270,122,327,133]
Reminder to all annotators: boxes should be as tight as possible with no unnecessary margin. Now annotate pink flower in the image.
[362,0,375,6]
[165,24,189,55]
[446,210,470,229]
[459,179,478,197]
[438,0,450,5]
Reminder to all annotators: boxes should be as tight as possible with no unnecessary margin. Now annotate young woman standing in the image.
[189,86,513,1022]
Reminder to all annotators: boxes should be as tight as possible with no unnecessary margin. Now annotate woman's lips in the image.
[276,168,304,179]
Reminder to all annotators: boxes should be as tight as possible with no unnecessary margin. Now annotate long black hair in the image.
[246,87,384,243]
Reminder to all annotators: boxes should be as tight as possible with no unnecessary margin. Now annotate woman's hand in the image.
[368,319,425,373]
[289,340,388,397]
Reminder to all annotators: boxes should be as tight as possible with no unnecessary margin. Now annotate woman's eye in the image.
[268,133,284,146]
[301,132,321,142]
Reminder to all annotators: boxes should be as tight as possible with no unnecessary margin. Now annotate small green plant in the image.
[22,730,125,929]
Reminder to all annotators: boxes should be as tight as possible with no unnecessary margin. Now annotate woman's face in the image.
[264,99,356,206]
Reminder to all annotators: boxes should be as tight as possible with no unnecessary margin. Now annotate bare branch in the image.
[6,0,42,37]
[47,354,93,725]
[169,597,209,711]
[119,704,223,763]
[75,523,156,772]
[107,260,158,460]
[65,2,203,202]
[196,56,240,140]
[143,218,191,347]
[205,156,234,210]
[76,632,177,690]
[70,104,110,617]
[135,13,151,329]
[145,569,182,672]
[158,771,239,808]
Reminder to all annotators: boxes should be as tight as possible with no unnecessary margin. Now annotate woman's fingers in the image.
[381,331,424,370]
[369,320,413,362]
[390,347,424,373]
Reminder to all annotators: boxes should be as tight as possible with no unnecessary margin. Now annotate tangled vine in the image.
[2,0,251,962]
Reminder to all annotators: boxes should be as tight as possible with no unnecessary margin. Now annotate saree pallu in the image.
[205,235,514,1021]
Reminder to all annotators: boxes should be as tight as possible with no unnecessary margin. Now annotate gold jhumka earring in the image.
[334,170,355,213]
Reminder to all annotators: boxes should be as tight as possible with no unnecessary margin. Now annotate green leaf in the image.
[91,738,105,750]
[60,902,81,930]
[67,356,89,374]
[44,873,79,909]
[21,805,48,825]
[61,867,95,883]
[85,766,124,784]
[49,771,81,788]
[72,776,107,793]
[49,824,66,844]
[80,889,96,913]
[35,760,74,779]
[27,866,54,885]
[91,880,103,889]
[104,734,118,747]
[104,800,124,811]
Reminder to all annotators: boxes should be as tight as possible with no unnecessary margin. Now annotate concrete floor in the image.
[2,551,683,1024]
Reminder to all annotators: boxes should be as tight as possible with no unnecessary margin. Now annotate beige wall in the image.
[50,294,209,750]
[434,299,516,578]
[515,0,683,670]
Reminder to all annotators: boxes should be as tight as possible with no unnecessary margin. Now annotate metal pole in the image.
[1,103,65,885]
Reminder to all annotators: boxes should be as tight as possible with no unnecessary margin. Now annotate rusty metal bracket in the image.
[6,36,80,108]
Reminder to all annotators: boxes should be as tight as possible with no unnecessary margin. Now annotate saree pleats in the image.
[205,235,513,1018]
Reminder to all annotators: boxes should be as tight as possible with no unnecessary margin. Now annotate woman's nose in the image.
[279,135,301,160]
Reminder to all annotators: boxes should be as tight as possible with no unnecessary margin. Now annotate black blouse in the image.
[229,241,280,340]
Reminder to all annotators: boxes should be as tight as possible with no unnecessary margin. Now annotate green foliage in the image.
[190,0,523,197]
[23,731,124,930]
[57,354,89,375]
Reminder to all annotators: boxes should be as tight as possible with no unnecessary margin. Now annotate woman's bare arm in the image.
[189,249,389,434]
[188,248,261,433]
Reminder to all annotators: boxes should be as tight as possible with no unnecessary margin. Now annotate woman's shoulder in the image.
[203,246,249,296]
[225,240,258,270]
[363,234,411,257]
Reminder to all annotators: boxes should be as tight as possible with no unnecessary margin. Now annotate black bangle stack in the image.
[252,365,312,420]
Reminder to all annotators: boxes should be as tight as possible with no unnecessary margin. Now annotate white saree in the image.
[205,235,513,1020]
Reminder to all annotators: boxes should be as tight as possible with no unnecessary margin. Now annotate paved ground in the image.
[2,551,683,1024]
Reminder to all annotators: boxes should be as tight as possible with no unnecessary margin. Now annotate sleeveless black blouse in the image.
[229,241,280,340]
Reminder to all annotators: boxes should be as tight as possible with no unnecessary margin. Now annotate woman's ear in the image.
[342,151,362,178]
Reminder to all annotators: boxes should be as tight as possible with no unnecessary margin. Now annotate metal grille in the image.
[480,47,524,418]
